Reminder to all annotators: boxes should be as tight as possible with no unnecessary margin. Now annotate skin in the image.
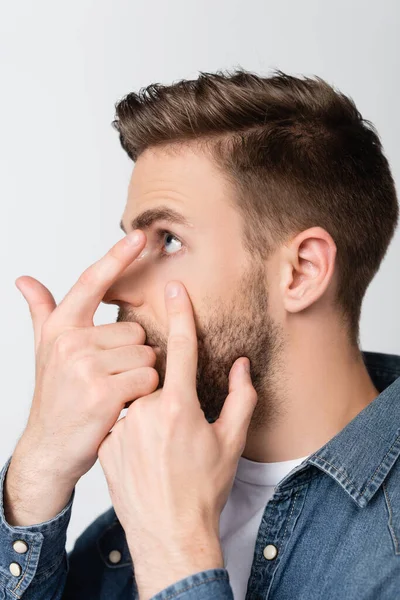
[98,278,258,598]
[7,140,381,598]
[103,142,380,463]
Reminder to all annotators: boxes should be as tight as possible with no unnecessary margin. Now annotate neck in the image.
[242,319,380,464]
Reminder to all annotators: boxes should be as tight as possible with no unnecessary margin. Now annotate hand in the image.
[98,280,258,599]
[5,230,159,526]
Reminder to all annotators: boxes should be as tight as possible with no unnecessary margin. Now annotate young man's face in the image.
[104,144,283,423]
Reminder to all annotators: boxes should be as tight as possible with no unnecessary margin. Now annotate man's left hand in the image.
[98,280,258,599]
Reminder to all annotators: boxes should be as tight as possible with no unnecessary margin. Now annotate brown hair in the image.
[112,68,399,349]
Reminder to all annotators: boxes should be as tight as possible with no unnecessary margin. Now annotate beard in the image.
[116,261,286,432]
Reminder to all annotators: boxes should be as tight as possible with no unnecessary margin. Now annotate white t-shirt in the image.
[219,453,309,599]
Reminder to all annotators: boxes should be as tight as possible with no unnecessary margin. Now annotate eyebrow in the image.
[120,206,192,234]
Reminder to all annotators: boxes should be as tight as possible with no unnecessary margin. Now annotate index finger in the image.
[163,281,198,396]
[48,230,146,329]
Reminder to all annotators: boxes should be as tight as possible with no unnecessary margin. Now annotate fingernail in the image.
[126,231,141,246]
[166,282,180,298]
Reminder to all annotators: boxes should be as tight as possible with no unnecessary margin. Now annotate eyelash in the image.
[156,229,184,260]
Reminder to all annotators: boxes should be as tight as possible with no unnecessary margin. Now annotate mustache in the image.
[116,306,205,349]
[116,309,164,348]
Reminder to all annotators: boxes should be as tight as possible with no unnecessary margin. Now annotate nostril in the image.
[101,295,119,306]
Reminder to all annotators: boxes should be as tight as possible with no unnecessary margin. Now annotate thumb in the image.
[16,276,57,354]
[215,358,258,455]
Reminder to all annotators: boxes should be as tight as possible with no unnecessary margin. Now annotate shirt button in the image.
[108,550,122,564]
[13,540,28,554]
[9,562,22,577]
[263,544,278,560]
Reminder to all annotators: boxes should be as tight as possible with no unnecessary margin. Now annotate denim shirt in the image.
[1,349,400,600]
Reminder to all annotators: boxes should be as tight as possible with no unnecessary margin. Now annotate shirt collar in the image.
[306,350,400,508]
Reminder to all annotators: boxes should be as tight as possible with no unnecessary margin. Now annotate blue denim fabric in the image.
[1,349,400,599]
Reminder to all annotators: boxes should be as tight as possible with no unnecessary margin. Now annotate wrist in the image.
[4,448,76,526]
[128,530,224,600]
[127,520,222,560]
[14,432,80,486]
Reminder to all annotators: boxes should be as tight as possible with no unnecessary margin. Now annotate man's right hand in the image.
[4,230,159,526]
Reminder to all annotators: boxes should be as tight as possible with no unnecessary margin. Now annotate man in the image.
[0,68,399,599]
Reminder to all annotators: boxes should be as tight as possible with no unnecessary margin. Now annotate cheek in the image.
[148,247,244,327]
[198,243,247,304]
[146,263,201,327]
[154,253,202,294]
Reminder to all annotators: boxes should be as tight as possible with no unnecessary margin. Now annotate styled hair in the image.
[112,67,398,348]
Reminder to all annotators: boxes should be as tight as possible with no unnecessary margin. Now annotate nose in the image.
[101,293,120,306]
[101,277,144,307]
[101,249,152,306]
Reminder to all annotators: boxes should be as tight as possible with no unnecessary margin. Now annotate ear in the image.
[280,227,337,313]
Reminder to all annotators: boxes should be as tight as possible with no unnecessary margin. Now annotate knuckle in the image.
[90,381,108,405]
[148,367,159,387]
[129,321,145,340]
[168,334,191,352]
[74,355,96,382]
[133,369,148,388]
[129,393,150,413]
[147,368,160,390]
[137,367,158,388]
[142,345,156,364]
[249,388,258,404]
[120,321,145,343]
[53,330,79,357]
[78,265,99,287]
[126,397,144,420]
[131,396,145,411]
[224,431,244,455]
[165,400,181,418]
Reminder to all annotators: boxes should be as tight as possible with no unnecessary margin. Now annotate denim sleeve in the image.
[0,455,74,599]
[149,568,234,600]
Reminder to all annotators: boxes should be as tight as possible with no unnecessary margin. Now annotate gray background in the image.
[0,0,399,552]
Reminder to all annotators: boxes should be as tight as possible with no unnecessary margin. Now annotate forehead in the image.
[121,145,246,243]
[126,145,232,212]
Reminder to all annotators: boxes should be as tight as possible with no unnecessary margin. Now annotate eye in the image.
[157,230,183,259]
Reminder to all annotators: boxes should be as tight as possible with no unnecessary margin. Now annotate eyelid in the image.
[156,227,181,239]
